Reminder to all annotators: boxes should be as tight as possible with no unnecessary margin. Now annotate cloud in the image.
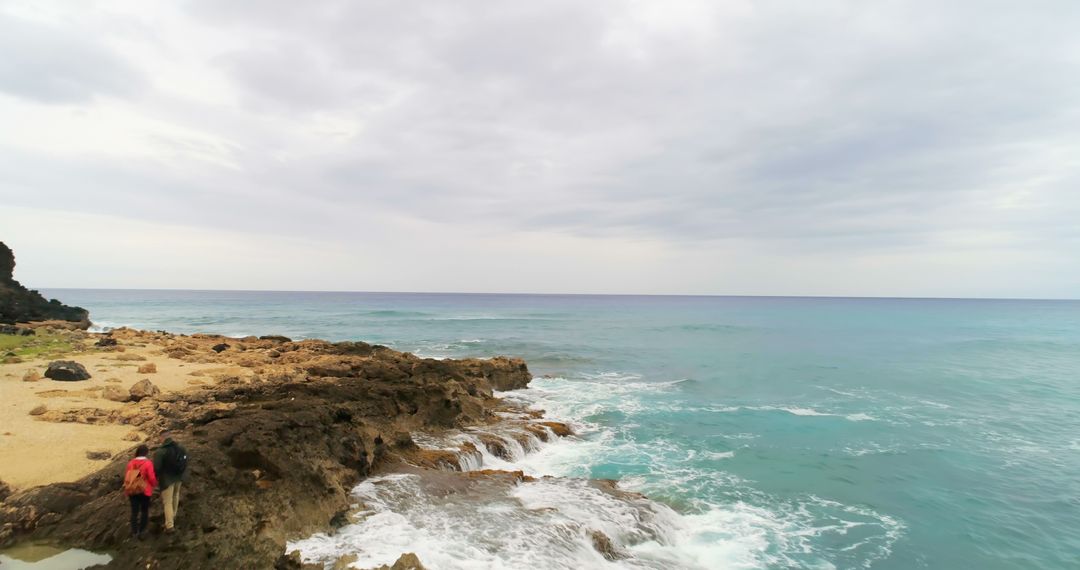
[0,0,1078,296]
[0,10,145,103]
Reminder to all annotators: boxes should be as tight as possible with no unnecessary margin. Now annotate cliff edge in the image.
[0,242,89,328]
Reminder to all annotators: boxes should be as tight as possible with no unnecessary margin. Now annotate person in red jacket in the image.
[123,444,158,539]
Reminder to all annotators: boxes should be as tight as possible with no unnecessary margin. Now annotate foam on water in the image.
[289,473,776,570]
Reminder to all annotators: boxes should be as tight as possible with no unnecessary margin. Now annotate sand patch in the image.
[0,335,225,490]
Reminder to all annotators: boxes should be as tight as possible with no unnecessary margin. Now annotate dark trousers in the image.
[129,494,150,535]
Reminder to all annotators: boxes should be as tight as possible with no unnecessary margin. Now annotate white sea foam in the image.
[289,474,782,570]
[291,372,903,569]
[845,413,876,422]
[781,407,832,417]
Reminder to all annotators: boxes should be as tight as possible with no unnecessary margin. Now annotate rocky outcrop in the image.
[0,329,533,569]
[44,360,91,381]
[0,242,89,328]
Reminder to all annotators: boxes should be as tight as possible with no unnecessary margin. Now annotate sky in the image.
[1,0,1078,298]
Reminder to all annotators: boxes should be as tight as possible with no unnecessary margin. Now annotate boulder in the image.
[212,343,229,353]
[44,361,91,382]
[102,385,130,402]
[129,379,160,401]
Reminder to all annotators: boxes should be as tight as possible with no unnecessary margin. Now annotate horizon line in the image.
[36,286,1080,303]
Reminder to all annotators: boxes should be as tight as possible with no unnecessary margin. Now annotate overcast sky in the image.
[1,1,1078,297]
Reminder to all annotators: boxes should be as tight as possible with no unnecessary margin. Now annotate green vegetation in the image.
[0,331,79,360]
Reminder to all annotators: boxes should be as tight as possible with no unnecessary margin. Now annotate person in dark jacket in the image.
[123,444,158,539]
[152,431,188,533]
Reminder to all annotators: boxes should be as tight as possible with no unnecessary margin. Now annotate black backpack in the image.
[164,445,188,476]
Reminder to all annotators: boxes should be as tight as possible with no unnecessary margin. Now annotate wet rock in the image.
[28,405,46,416]
[101,385,130,402]
[44,361,91,381]
[389,553,426,570]
[590,530,624,560]
[331,553,358,569]
[276,550,323,570]
[128,379,160,401]
[539,421,573,437]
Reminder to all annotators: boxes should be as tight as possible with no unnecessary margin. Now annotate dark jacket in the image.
[153,439,188,489]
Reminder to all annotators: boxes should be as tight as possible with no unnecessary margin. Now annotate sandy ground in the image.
[0,337,232,490]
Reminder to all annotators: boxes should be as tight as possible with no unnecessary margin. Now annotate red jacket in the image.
[125,457,158,497]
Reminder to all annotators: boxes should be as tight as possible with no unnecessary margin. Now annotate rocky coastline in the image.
[0,326,582,569]
[0,242,89,330]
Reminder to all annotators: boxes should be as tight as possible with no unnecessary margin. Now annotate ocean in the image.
[42,289,1080,569]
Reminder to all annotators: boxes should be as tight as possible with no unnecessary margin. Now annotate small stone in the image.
[29,405,47,416]
[122,431,143,441]
[86,450,111,461]
[22,370,40,382]
[137,363,157,374]
[105,377,122,383]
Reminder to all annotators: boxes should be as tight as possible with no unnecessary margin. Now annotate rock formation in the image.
[0,242,89,328]
[0,329,533,569]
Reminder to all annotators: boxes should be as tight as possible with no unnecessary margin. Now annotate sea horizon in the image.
[38,286,1080,303]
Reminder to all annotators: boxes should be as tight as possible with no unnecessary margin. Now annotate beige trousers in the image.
[162,482,182,529]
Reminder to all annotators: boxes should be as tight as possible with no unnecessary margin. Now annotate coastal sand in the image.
[0,338,231,490]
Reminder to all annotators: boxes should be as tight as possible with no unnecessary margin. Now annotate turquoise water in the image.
[45,290,1080,568]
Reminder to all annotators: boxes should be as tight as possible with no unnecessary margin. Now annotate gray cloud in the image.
[0,12,145,103]
[1,0,1078,295]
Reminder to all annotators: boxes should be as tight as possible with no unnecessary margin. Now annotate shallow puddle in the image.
[0,543,111,569]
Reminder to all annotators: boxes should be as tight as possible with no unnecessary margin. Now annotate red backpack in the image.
[123,462,146,496]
